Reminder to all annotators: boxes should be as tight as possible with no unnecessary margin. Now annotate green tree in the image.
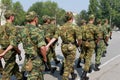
[12,1,26,25]
[88,0,99,16]
[1,0,12,9]
[28,1,66,25]
[76,10,88,26]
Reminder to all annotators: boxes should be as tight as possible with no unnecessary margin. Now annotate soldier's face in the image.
[35,17,38,24]
[10,16,15,22]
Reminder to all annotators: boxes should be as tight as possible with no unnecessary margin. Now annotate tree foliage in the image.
[28,1,66,25]
[77,0,120,28]
[76,10,88,26]
[12,1,26,25]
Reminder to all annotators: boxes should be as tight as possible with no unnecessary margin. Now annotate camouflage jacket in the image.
[103,24,112,36]
[81,23,99,41]
[97,24,107,39]
[54,22,82,43]
[39,24,57,39]
[11,24,46,56]
[0,22,16,48]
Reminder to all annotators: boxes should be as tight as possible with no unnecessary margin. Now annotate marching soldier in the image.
[0,11,47,80]
[0,10,22,80]
[46,11,82,80]
[77,19,87,68]
[80,15,99,80]
[39,15,57,73]
[94,19,108,71]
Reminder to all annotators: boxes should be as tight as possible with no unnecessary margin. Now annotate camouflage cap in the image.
[65,11,73,20]
[4,10,15,18]
[50,17,56,21]
[96,19,101,24]
[81,19,86,24]
[42,15,50,21]
[26,11,38,21]
[89,14,95,19]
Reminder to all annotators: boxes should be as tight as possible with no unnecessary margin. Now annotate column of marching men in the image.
[0,10,112,80]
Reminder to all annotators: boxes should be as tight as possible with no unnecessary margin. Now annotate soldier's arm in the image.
[0,45,13,57]
[46,27,59,50]
[37,30,47,62]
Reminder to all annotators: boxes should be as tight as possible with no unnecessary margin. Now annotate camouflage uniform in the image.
[54,12,82,80]
[11,11,46,80]
[0,10,22,80]
[49,17,60,65]
[77,19,87,68]
[102,19,111,56]
[94,19,107,71]
[81,15,99,80]
[39,15,57,72]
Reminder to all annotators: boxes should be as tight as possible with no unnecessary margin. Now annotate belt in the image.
[62,42,75,44]
[25,54,37,60]
[99,38,104,40]
[82,39,94,42]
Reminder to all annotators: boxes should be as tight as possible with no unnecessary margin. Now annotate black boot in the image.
[94,64,100,71]
[88,65,92,73]
[51,67,57,73]
[60,62,64,75]
[81,71,89,80]
[102,51,106,57]
[83,58,86,64]
[77,59,82,68]
[22,71,27,80]
[43,61,51,71]
[71,72,77,80]
[54,59,60,65]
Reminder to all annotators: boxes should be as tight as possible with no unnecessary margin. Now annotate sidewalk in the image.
[88,55,120,80]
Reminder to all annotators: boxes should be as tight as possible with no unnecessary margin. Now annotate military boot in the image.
[43,61,51,71]
[94,64,100,71]
[88,65,92,73]
[60,62,64,75]
[102,51,106,57]
[51,67,57,73]
[83,58,86,64]
[77,59,82,68]
[22,71,27,80]
[81,71,89,80]
[54,59,60,65]
[71,72,77,80]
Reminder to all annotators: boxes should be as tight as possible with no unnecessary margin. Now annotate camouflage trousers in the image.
[47,45,57,67]
[2,52,22,80]
[82,41,95,71]
[23,55,44,80]
[95,40,105,64]
[61,43,76,80]
[79,45,85,60]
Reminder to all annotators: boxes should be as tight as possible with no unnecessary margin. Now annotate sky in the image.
[12,0,89,13]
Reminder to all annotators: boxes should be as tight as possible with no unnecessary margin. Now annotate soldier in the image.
[39,15,57,73]
[49,17,60,65]
[77,19,87,68]
[0,11,47,80]
[46,11,82,80]
[94,19,107,71]
[0,10,22,80]
[80,15,99,80]
[102,19,110,57]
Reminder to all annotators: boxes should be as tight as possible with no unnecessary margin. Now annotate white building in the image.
[0,0,6,25]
